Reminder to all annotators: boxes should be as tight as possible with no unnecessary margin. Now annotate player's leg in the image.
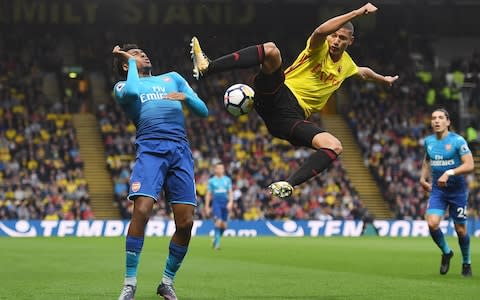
[119,149,164,300]
[157,142,196,300]
[426,190,453,275]
[119,196,154,300]
[427,213,454,275]
[191,36,281,79]
[213,218,223,250]
[449,195,472,277]
[269,123,341,198]
[455,223,472,277]
[427,213,452,254]
[213,206,229,249]
[212,204,222,249]
[288,131,341,185]
[158,204,194,300]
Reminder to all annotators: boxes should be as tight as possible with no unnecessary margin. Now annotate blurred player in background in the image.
[420,108,474,277]
[112,44,208,300]
[205,162,234,250]
[190,2,398,199]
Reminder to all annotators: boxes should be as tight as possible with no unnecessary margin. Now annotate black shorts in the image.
[253,68,324,148]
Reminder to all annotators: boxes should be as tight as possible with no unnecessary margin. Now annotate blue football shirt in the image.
[424,132,471,191]
[113,58,208,142]
[208,176,232,205]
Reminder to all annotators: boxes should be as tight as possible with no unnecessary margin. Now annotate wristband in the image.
[446,169,455,176]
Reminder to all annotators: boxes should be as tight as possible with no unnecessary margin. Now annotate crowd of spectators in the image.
[0,33,94,220]
[97,92,364,221]
[1,26,478,221]
[345,34,480,219]
[98,30,480,221]
[92,29,366,221]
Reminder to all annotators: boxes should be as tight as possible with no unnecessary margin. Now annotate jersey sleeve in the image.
[207,178,214,192]
[305,38,329,59]
[456,136,471,157]
[172,72,208,117]
[113,58,140,104]
[423,138,430,160]
[344,54,359,78]
[227,177,233,190]
[337,49,359,79]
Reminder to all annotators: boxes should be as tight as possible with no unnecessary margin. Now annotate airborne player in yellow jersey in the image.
[191,2,399,198]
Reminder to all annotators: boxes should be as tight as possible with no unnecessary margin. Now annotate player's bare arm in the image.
[204,191,212,216]
[420,155,432,192]
[356,67,399,86]
[309,2,377,49]
[227,189,234,212]
[437,153,474,187]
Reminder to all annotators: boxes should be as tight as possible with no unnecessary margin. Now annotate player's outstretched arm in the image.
[112,45,140,103]
[170,72,208,117]
[310,2,377,49]
[356,67,399,86]
[420,155,432,192]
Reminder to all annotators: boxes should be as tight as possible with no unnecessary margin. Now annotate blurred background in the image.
[0,0,478,226]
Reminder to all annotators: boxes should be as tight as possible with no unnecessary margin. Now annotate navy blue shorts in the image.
[213,203,228,222]
[426,187,468,224]
[128,139,196,206]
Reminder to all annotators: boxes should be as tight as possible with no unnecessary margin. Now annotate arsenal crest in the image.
[131,182,141,192]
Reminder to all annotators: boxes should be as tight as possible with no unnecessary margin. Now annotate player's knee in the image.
[332,141,343,155]
[427,219,440,230]
[263,42,280,59]
[133,199,153,220]
[175,215,194,234]
[320,142,342,155]
[455,225,467,237]
[312,133,342,155]
[261,42,282,73]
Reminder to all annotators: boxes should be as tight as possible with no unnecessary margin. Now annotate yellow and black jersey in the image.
[284,38,358,117]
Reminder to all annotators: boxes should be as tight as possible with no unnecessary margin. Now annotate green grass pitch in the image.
[0,237,479,299]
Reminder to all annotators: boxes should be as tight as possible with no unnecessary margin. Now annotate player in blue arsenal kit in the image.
[112,44,208,300]
[420,108,475,277]
[205,162,233,250]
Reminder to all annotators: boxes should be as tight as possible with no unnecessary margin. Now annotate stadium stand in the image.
[97,91,364,221]
[80,29,480,221]
[0,33,93,220]
[91,30,368,221]
[1,16,478,222]
[344,33,480,219]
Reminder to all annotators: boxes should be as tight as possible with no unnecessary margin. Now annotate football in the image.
[223,83,255,117]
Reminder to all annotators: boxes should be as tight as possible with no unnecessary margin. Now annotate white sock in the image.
[162,275,173,285]
[124,277,137,286]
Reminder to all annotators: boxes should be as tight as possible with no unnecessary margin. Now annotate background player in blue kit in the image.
[112,44,208,300]
[205,162,233,250]
[420,108,475,277]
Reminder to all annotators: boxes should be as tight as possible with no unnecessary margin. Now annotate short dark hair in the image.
[113,43,139,79]
[342,22,354,34]
[433,107,450,120]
